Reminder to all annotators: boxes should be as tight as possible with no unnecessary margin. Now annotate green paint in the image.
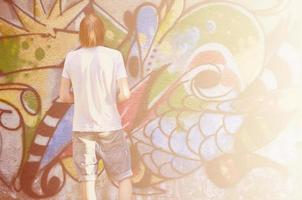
[95,13,127,49]
[156,100,171,115]
[22,90,38,114]
[35,47,45,61]
[148,70,178,104]
[26,60,34,65]
[168,4,262,54]
[164,110,178,118]
[182,95,203,110]
[22,41,29,49]
[0,38,21,74]
[167,85,187,108]
[23,73,30,77]
[4,76,14,83]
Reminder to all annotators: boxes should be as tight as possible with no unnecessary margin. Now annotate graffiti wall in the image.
[1,0,302,199]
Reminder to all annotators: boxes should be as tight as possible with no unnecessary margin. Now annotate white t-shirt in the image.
[61,46,128,132]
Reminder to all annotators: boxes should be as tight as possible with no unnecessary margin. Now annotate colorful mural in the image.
[0,0,302,199]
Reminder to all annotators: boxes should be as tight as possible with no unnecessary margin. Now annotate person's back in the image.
[62,46,127,131]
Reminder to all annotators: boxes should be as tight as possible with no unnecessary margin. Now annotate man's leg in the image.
[118,177,133,200]
[96,129,134,200]
[72,132,98,200]
[80,180,96,200]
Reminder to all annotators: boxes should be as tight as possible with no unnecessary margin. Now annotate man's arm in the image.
[117,77,131,103]
[57,77,74,103]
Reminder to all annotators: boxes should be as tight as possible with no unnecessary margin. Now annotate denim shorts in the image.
[72,129,133,182]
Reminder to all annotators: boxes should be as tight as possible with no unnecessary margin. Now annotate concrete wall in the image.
[0,0,302,199]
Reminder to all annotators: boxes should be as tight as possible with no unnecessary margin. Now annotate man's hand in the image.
[117,77,131,103]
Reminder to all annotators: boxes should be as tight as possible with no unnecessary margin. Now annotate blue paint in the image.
[40,105,74,169]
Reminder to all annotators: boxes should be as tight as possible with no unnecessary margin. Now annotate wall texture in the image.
[0,0,302,199]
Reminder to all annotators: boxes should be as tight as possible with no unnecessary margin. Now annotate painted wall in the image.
[0,0,302,199]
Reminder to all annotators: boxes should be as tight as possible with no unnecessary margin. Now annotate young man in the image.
[58,12,133,200]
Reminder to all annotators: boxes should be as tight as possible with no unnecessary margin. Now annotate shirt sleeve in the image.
[62,53,71,79]
[116,51,128,80]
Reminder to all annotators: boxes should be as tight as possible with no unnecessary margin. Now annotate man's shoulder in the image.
[98,46,121,56]
[65,46,121,58]
[65,49,77,58]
